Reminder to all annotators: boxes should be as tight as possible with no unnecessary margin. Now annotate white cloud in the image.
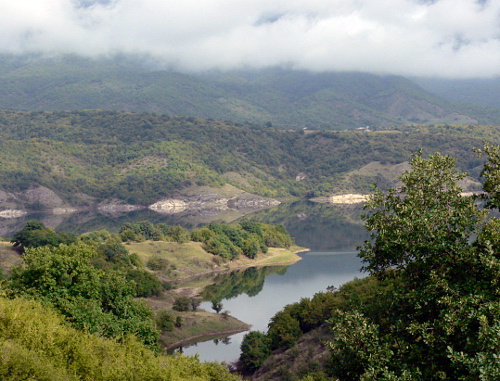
[0,0,498,78]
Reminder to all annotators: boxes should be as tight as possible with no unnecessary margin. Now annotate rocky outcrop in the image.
[24,186,67,209]
[0,209,27,219]
[149,199,188,213]
[330,194,369,204]
[97,202,144,214]
[148,191,280,215]
[228,197,280,209]
[0,186,75,218]
[0,183,280,219]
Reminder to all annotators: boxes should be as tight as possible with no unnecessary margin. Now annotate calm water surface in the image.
[0,201,368,364]
[181,250,364,363]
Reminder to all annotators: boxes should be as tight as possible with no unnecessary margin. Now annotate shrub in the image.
[126,269,163,297]
[146,255,171,271]
[173,296,191,312]
[157,310,174,331]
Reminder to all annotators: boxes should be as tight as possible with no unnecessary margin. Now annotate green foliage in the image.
[267,312,302,350]
[192,222,292,260]
[6,243,159,349]
[175,316,183,328]
[119,221,162,241]
[146,255,172,272]
[0,57,497,127]
[239,275,390,373]
[261,223,294,248]
[211,300,224,314]
[0,111,497,205]
[328,310,394,380]
[240,331,272,371]
[477,142,500,209]
[166,225,191,243]
[157,310,174,331]
[125,269,163,297]
[245,147,500,378]
[359,151,484,280]
[0,297,239,381]
[328,149,500,380]
[79,229,111,244]
[173,296,191,312]
[97,238,131,266]
[10,220,76,250]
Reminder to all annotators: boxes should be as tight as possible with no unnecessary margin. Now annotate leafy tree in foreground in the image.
[328,150,500,380]
[240,331,271,372]
[7,243,159,349]
[0,297,239,381]
[477,142,500,209]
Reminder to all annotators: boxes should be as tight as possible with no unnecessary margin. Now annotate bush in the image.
[240,331,271,372]
[146,256,171,272]
[157,310,174,331]
[0,297,239,381]
[173,296,191,312]
[126,269,163,297]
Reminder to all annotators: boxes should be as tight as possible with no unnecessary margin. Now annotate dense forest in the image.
[239,145,500,380]
[0,110,498,210]
[1,55,498,129]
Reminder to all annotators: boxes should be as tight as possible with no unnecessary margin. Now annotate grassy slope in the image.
[121,240,303,348]
[127,240,303,282]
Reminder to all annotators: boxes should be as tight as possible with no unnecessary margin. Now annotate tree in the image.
[173,296,191,312]
[240,331,271,371]
[7,243,159,349]
[359,151,484,282]
[329,150,500,380]
[267,312,302,350]
[211,299,223,314]
[477,142,500,209]
[11,220,76,250]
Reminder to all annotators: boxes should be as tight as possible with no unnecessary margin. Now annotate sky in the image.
[0,0,498,78]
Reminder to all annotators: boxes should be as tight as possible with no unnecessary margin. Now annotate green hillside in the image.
[0,55,496,128]
[0,110,498,211]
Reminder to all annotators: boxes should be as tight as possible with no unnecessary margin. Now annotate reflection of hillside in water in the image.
[0,205,260,238]
[238,201,369,251]
[200,266,288,302]
[0,201,369,253]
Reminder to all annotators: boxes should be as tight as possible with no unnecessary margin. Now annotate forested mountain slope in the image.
[0,55,496,128]
[0,110,498,212]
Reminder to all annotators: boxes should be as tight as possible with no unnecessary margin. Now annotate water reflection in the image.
[0,200,370,364]
[238,201,368,251]
[0,201,369,252]
[181,251,364,363]
[200,266,289,302]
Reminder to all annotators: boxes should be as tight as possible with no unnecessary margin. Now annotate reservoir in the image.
[0,200,369,364]
[181,250,364,363]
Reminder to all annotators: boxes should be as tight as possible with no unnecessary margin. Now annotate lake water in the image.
[0,200,369,364]
[181,250,364,363]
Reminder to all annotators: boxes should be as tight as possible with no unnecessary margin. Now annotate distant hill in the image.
[412,77,500,109]
[0,110,497,212]
[0,54,496,129]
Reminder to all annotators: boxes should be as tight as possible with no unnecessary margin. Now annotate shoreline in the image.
[158,247,308,349]
[164,326,251,351]
[171,246,307,283]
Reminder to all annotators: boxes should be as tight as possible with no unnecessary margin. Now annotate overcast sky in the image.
[0,0,498,78]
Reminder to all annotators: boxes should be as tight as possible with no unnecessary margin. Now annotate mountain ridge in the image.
[0,55,496,128]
